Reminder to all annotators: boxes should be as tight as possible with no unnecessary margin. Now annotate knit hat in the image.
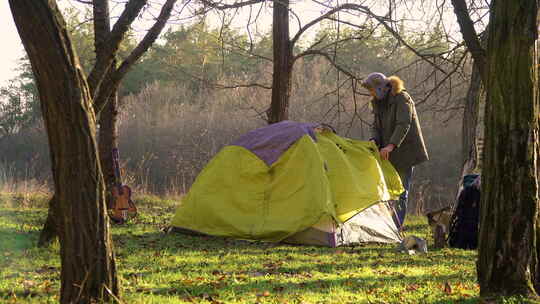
[361,72,390,100]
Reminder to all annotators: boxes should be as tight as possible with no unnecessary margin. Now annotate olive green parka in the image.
[370,76,429,172]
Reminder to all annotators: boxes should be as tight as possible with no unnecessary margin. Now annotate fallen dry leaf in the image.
[406,284,419,292]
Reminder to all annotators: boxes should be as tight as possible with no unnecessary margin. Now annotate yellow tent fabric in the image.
[316,132,403,222]
[170,130,403,242]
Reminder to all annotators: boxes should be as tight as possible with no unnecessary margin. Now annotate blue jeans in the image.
[392,166,414,229]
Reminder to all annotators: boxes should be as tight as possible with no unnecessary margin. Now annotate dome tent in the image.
[170,121,404,246]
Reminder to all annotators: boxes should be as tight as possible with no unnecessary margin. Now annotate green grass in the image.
[0,193,534,304]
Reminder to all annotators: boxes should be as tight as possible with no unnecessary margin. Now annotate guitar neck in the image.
[112,148,123,185]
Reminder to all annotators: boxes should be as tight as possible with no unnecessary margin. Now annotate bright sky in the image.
[0,1,470,88]
[1,1,24,87]
[0,1,339,87]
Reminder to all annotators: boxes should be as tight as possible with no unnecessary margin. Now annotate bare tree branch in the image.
[358,6,449,75]
[199,0,265,10]
[291,3,449,75]
[118,0,177,77]
[317,35,370,53]
[415,51,467,106]
[158,60,273,90]
[450,0,487,81]
[325,17,367,31]
[289,7,302,34]
[305,33,328,51]
[290,4,347,47]
[87,0,147,97]
[215,82,272,90]
[293,49,358,80]
[74,0,93,5]
[94,0,178,113]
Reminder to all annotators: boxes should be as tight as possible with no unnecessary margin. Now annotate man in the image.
[361,72,429,229]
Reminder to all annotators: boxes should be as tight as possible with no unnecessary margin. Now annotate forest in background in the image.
[0,8,470,214]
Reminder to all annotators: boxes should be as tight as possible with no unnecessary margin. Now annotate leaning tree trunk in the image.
[476,0,539,298]
[98,90,121,206]
[268,0,292,124]
[37,90,121,247]
[460,62,483,177]
[36,0,120,247]
[447,60,483,222]
[9,1,119,303]
[93,0,121,205]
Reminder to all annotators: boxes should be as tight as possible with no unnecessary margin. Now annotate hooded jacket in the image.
[370,76,429,172]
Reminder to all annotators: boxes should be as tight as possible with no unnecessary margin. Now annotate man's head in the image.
[361,72,390,100]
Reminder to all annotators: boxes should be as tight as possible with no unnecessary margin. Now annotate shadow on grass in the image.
[0,226,40,254]
[132,273,480,304]
[112,230,477,278]
[114,228,475,253]
[0,290,46,302]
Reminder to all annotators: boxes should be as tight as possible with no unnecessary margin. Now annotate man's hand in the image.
[380,144,396,160]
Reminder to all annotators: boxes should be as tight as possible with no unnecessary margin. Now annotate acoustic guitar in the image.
[110,148,137,223]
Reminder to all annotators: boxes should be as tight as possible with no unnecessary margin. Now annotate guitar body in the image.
[111,184,137,223]
[110,148,137,223]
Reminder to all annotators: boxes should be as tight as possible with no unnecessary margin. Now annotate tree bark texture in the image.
[461,62,483,175]
[268,0,292,124]
[37,195,59,247]
[93,1,121,207]
[9,1,119,303]
[38,96,119,247]
[98,91,121,207]
[477,0,539,297]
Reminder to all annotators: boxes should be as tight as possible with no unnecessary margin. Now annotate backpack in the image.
[447,174,480,249]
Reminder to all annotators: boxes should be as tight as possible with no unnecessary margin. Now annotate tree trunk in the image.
[93,0,120,210]
[98,90,121,208]
[476,0,539,297]
[36,1,121,244]
[460,62,483,176]
[268,0,292,124]
[37,195,58,247]
[9,1,119,303]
